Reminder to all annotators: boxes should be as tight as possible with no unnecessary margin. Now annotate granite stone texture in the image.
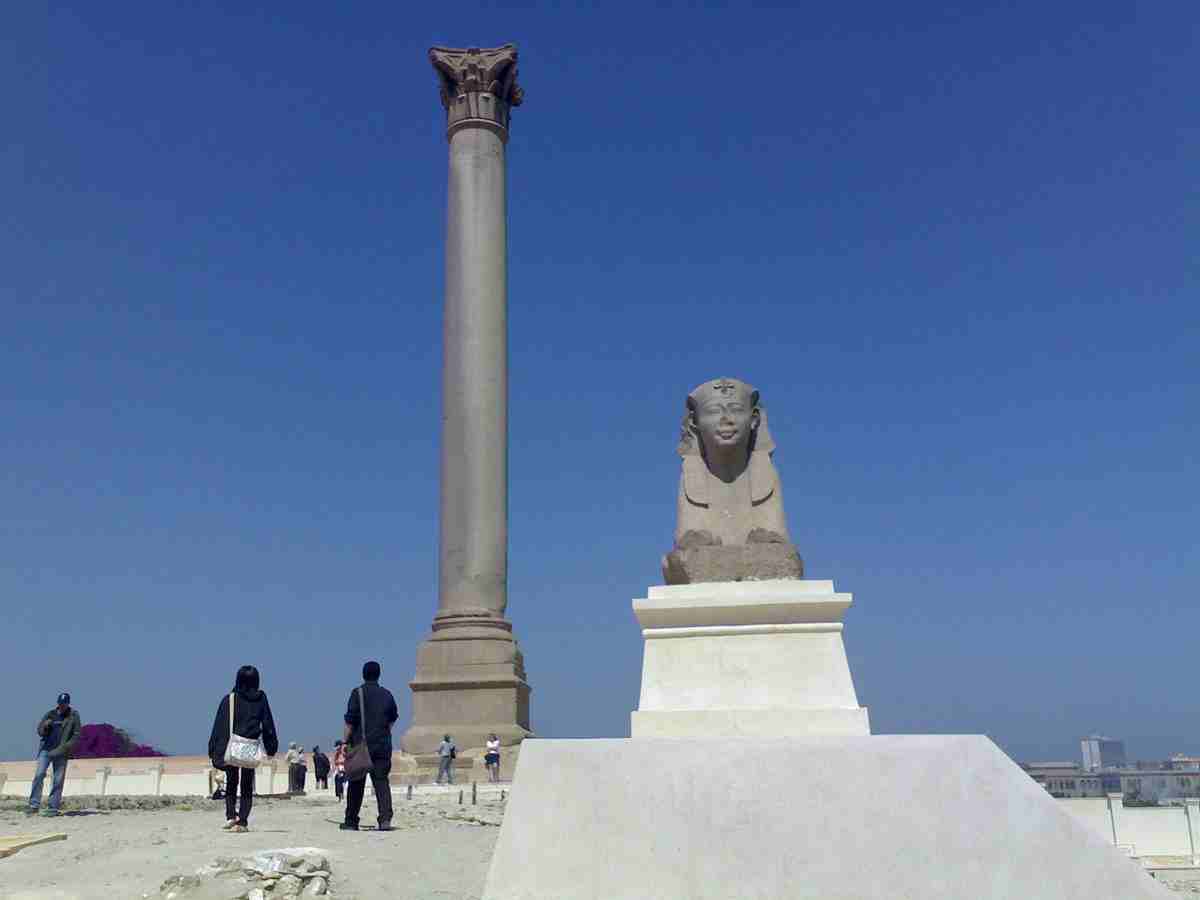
[404,43,531,755]
[662,541,804,584]
[666,377,804,583]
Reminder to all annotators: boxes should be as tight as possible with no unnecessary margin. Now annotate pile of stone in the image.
[1,795,219,813]
[158,848,331,899]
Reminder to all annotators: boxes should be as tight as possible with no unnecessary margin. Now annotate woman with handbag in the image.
[208,665,279,832]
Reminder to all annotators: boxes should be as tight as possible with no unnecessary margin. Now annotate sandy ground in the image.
[0,792,501,900]
[4,790,1191,899]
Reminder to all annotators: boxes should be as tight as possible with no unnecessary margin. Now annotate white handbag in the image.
[223,692,266,768]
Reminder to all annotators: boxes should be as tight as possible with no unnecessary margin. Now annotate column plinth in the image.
[403,44,532,755]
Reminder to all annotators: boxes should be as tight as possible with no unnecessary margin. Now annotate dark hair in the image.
[362,660,381,682]
[234,665,260,692]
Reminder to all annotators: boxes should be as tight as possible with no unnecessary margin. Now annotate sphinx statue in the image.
[662,377,804,584]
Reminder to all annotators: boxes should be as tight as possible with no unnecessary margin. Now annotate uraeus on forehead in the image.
[689,377,757,405]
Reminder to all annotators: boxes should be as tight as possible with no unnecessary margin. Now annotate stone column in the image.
[403,45,532,754]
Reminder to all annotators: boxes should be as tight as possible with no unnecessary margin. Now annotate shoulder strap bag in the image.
[344,686,374,781]
[224,692,267,769]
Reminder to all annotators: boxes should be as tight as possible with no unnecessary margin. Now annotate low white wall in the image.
[105,771,160,795]
[4,777,99,800]
[1118,806,1193,857]
[3,779,35,799]
[3,761,284,800]
[160,773,210,796]
[262,763,281,793]
[1058,795,1200,859]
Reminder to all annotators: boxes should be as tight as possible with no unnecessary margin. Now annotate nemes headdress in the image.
[676,377,776,458]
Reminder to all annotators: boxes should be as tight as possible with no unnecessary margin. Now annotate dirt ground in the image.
[4,791,1190,899]
[0,792,501,900]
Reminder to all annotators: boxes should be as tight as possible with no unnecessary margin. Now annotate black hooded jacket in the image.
[208,687,279,766]
[313,750,330,777]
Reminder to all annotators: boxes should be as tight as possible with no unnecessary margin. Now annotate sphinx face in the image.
[693,388,758,461]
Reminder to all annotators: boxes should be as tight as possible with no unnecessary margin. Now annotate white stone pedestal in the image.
[631,579,869,737]
[484,737,1170,900]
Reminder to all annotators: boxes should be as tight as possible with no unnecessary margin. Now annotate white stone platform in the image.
[631,579,869,737]
[484,736,1171,899]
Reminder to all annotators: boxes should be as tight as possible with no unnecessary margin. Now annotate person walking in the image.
[313,746,330,790]
[286,742,302,792]
[484,733,501,783]
[208,665,279,833]
[28,692,81,816]
[340,660,398,831]
[332,740,347,800]
[436,734,457,785]
[296,746,308,793]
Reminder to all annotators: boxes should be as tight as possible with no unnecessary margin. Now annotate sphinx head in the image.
[682,378,761,475]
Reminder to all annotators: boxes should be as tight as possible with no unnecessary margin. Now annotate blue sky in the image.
[2,2,1196,765]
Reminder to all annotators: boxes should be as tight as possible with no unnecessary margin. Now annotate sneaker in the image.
[222,819,237,830]
[24,807,38,816]
[41,809,60,817]
[339,822,359,831]
[377,822,394,832]
[230,824,248,833]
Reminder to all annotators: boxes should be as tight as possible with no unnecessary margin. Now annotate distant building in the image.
[1022,758,1200,803]
[1022,762,1117,798]
[1121,770,1200,804]
[1081,735,1126,771]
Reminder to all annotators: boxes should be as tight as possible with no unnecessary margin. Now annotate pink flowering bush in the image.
[75,723,165,759]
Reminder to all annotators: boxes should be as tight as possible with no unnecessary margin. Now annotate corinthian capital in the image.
[429,44,524,139]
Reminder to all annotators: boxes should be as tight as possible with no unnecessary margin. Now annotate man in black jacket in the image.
[340,660,399,831]
[29,692,81,816]
[312,746,330,790]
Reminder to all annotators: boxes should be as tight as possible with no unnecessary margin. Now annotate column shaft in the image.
[439,125,508,620]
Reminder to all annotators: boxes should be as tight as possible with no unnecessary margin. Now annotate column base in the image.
[402,617,532,754]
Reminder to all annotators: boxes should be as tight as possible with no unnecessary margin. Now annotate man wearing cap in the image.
[29,693,81,816]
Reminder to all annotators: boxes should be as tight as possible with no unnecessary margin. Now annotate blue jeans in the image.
[29,751,67,811]
[436,756,454,784]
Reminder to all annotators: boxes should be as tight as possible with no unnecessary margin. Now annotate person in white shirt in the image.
[485,733,501,783]
[295,748,307,792]
[286,743,302,792]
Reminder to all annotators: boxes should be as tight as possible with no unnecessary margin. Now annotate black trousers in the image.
[224,766,254,825]
[334,772,346,799]
[344,756,392,827]
[316,773,328,789]
[288,763,308,792]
